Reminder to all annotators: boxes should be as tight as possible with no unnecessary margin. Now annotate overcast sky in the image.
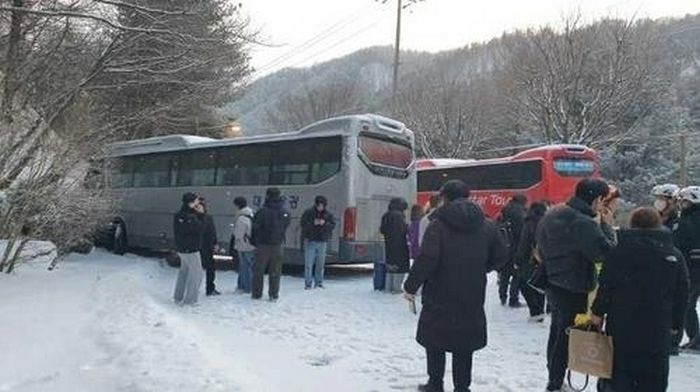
[244,0,700,78]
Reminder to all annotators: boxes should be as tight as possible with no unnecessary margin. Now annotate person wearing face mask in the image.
[673,186,700,353]
[652,184,681,231]
[535,178,617,392]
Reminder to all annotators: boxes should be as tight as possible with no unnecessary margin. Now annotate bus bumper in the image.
[338,239,383,264]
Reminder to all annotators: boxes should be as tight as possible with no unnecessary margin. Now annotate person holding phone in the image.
[301,196,336,289]
[536,178,617,392]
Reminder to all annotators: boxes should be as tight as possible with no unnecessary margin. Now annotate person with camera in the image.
[536,178,617,392]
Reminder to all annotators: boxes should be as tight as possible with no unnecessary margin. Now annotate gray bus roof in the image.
[107,113,410,157]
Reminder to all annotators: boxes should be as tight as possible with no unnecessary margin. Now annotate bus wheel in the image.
[113,222,127,255]
[165,252,181,268]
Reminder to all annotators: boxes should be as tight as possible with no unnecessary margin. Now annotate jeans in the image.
[426,349,473,392]
[237,250,255,293]
[252,245,284,300]
[546,287,588,389]
[173,252,204,305]
[304,241,328,287]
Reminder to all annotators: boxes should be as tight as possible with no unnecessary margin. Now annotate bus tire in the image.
[113,222,128,255]
[165,252,181,268]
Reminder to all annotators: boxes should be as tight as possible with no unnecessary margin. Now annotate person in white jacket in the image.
[233,197,255,293]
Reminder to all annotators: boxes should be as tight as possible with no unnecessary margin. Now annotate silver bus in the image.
[101,114,416,264]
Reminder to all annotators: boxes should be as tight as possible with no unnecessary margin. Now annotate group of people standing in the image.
[172,188,337,305]
[401,178,700,392]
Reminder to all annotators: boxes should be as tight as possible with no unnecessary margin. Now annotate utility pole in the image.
[680,133,688,186]
[391,0,402,106]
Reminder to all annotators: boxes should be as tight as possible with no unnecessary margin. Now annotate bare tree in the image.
[264,74,363,132]
[0,0,254,266]
[498,16,666,146]
[394,73,499,158]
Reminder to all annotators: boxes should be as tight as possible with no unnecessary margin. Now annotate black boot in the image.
[417,383,444,392]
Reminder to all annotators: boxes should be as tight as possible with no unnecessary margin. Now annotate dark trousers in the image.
[598,353,669,392]
[200,251,216,294]
[252,245,284,300]
[521,279,545,317]
[426,349,473,392]
[546,287,588,389]
[498,263,520,305]
[672,279,700,348]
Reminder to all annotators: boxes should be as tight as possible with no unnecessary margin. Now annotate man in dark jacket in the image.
[381,197,410,293]
[251,187,290,301]
[173,192,205,305]
[497,194,527,307]
[673,186,700,352]
[591,207,688,391]
[301,195,336,289]
[514,201,548,320]
[536,178,616,392]
[404,180,508,392]
[196,198,220,296]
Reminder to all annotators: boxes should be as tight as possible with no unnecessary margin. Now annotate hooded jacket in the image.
[233,206,255,252]
[514,203,547,270]
[536,197,616,293]
[251,197,290,247]
[380,198,410,273]
[173,205,203,253]
[404,198,508,352]
[592,229,689,355]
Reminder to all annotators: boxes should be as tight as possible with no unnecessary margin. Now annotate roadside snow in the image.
[0,250,698,392]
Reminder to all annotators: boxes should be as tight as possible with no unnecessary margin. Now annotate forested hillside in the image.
[229,13,700,203]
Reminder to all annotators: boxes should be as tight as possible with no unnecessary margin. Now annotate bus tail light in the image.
[343,207,356,241]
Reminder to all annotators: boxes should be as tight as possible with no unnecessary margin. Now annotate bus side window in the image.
[177,150,216,187]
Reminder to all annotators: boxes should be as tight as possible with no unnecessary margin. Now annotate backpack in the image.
[497,218,515,251]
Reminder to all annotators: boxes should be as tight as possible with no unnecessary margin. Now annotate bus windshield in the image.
[553,159,595,177]
[359,135,413,170]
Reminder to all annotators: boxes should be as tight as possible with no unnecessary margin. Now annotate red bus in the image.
[417,145,600,218]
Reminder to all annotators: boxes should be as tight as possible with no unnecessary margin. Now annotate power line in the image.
[284,19,384,69]
[252,6,377,77]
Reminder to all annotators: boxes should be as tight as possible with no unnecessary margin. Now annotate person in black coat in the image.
[514,201,548,320]
[591,207,689,392]
[536,178,617,392]
[497,194,527,307]
[300,195,336,289]
[197,198,220,296]
[672,186,700,352]
[381,197,410,293]
[404,180,508,392]
[251,187,290,301]
[173,192,205,305]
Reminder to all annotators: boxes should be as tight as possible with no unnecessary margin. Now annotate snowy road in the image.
[1,250,698,392]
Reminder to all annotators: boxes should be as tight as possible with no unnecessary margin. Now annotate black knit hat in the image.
[182,192,198,204]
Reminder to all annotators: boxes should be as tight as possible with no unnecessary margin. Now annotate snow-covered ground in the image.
[1,250,698,392]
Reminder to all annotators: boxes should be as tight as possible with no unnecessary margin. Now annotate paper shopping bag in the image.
[568,328,614,379]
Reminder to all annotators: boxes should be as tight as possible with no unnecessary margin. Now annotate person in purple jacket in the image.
[409,204,425,261]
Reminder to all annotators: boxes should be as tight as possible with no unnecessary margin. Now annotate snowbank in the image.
[0,240,57,270]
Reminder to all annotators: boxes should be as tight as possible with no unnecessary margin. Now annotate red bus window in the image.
[553,159,595,177]
[359,135,412,169]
